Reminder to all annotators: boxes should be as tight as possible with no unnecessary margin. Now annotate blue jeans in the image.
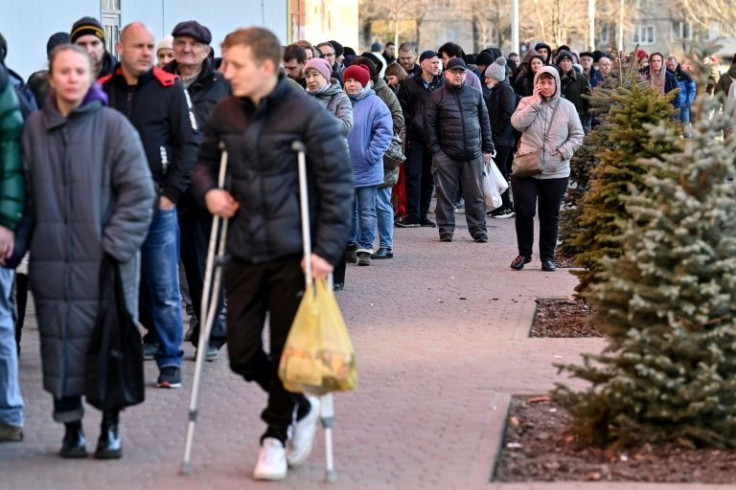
[0,268,23,427]
[140,208,183,368]
[375,186,394,249]
[350,186,378,253]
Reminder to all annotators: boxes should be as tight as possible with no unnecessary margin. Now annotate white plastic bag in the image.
[483,160,508,210]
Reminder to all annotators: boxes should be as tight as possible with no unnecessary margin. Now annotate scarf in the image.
[650,67,666,95]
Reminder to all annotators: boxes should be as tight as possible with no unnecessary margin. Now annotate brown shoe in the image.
[0,422,23,442]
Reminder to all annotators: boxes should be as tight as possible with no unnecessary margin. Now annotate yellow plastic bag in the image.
[278,279,357,395]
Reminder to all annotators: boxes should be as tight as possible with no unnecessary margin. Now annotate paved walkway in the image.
[0,215,728,489]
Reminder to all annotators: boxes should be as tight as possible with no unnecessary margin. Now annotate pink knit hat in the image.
[344,64,371,87]
[304,57,332,82]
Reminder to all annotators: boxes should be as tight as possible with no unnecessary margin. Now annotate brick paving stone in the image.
[1,216,730,489]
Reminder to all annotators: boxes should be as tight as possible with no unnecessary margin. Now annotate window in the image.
[673,20,693,40]
[101,0,121,55]
[707,21,720,40]
[632,25,655,45]
[635,0,653,10]
[598,24,613,45]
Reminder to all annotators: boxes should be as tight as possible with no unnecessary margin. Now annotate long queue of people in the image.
[0,15,734,481]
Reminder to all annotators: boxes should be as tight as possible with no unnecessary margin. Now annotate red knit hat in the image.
[344,64,371,87]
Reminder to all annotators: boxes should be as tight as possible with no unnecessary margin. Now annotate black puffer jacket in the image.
[192,75,353,266]
[100,66,199,204]
[483,80,517,147]
[163,59,231,215]
[397,74,444,141]
[163,59,231,131]
[424,82,494,161]
[97,51,117,78]
[559,68,592,127]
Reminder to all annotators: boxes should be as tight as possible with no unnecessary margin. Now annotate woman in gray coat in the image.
[304,57,354,290]
[304,57,353,136]
[510,66,584,271]
[18,45,155,459]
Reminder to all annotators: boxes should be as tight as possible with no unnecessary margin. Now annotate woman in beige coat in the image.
[510,66,584,271]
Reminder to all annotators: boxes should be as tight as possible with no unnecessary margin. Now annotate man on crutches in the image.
[191,27,353,481]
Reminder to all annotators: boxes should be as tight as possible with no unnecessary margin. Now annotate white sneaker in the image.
[253,438,287,481]
[287,395,320,467]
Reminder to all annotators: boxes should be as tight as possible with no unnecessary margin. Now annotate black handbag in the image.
[85,255,145,410]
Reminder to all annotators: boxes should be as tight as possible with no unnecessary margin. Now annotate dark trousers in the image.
[511,176,568,261]
[13,273,28,354]
[225,256,307,444]
[404,138,434,221]
[332,252,347,286]
[53,396,84,423]
[494,145,514,210]
[179,207,227,349]
[432,152,487,238]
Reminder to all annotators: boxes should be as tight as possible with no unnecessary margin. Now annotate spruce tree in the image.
[570,81,680,296]
[554,92,736,448]
[559,58,641,259]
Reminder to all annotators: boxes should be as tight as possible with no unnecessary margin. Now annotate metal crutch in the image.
[292,140,338,483]
[181,144,230,476]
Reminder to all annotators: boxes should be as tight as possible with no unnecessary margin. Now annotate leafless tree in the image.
[359,0,431,47]
[673,0,735,37]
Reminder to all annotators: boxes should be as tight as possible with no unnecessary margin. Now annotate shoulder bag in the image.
[512,100,560,178]
[85,255,145,410]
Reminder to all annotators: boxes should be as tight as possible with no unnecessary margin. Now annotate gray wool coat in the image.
[20,94,155,399]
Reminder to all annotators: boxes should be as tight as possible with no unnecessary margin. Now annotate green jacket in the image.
[0,66,24,230]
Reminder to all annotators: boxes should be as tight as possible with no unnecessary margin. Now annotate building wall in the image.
[597,0,736,63]
[289,0,358,49]
[2,0,288,80]
[420,7,474,53]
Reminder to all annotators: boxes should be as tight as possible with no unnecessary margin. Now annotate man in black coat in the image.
[192,27,353,481]
[100,22,199,390]
[70,17,116,78]
[483,57,517,218]
[398,42,421,78]
[556,51,592,131]
[163,20,231,360]
[425,58,495,243]
[396,50,444,228]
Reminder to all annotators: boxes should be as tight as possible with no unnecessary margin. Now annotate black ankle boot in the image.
[94,411,122,460]
[59,421,87,458]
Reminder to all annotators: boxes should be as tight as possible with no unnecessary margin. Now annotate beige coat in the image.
[511,66,584,179]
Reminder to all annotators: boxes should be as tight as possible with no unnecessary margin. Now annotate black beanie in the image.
[328,40,344,57]
[47,32,70,58]
[70,17,105,44]
[475,52,494,67]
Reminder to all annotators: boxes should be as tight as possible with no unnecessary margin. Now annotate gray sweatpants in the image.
[431,152,487,238]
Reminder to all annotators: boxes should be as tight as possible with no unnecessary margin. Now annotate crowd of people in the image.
[1,14,735,481]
